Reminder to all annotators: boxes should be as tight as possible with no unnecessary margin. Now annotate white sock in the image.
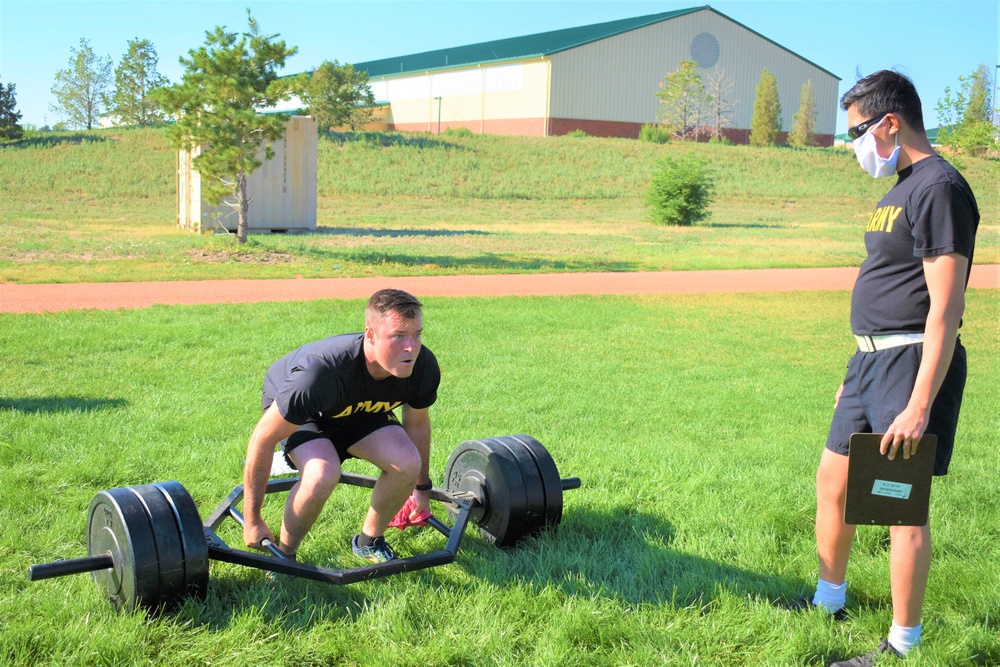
[888,622,921,655]
[811,578,847,613]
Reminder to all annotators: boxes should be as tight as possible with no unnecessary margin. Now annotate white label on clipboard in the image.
[872,479,912,499]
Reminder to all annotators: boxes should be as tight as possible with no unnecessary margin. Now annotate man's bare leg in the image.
[889,522,931,627]
[280,438,342,555]
[348,425,421,538]
[816,448,856,585]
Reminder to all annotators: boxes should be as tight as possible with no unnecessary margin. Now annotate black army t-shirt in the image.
[851,155,979,336]
[262,334,440,426]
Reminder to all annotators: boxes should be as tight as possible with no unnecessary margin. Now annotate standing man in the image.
[806,70,979,666]
[242,289,440,563]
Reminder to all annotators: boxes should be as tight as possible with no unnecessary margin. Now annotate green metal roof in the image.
[356,7,704,78]
[355,5,839,81]
[923,126,946,144]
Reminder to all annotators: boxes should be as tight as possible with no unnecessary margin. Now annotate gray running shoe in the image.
[351,534,398,563]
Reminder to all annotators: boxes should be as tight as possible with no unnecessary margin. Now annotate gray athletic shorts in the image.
[825,338,966,476]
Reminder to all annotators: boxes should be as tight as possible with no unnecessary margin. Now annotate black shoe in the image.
[789,595,848,621]
[830,639,903,666]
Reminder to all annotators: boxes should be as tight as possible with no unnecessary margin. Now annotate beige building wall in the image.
[177,116,318,233]
[549,9,838,136]
[371,60,551,134]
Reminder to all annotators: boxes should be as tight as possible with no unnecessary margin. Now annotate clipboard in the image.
[845,433,937,526]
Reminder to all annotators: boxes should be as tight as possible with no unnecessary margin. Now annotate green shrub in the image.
[644,153,714,226]
[638,123,671,144]
[708,135,733,146]
[444,127,474,137]
[565,129,589,138]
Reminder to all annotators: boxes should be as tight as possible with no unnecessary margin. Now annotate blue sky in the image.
[1,0,997,134]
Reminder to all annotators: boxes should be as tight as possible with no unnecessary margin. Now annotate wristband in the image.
[415,480,433,491]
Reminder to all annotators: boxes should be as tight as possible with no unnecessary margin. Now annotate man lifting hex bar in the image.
[241,289,440,563]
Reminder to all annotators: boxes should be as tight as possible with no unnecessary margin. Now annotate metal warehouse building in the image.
[353,5,840,145]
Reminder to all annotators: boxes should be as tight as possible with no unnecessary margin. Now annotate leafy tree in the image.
[50,38,113,129]
[749,67,781,147]
[645,153,714,226]
[936,64,995,156]
[300,60,376,132]
[788,79,817,147]
[703,64,737,142]
[154,11,305,244]
[0,76,24,142]
[107,38,169,126]
[655,60,709,141]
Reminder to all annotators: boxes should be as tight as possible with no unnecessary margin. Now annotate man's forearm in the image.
[243,432,276,521]
[403,414,432,484]
[242,404,297,521]
[909,253,967,416]
[907,312,959,414]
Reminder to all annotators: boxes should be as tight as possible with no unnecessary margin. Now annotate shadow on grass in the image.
[6,133,110,149]
[302,248,640,273]
[0,396,127,413]
[323,131,468,151]
[173,504,801,634]
[967,620,1000,666]
[313,226,490,238]
[192,573,372,632]
[462,505,808,609]
[701,222,784,229]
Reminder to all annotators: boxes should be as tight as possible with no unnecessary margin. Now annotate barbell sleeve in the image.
[28,553,115,581]
[560,477,581,491]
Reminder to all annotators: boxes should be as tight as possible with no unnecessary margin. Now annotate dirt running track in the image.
[1,265,998,314]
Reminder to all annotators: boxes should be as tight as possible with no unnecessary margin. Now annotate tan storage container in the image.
[177,115,318,233]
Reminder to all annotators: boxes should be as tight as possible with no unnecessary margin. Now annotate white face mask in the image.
[852,116,900,178]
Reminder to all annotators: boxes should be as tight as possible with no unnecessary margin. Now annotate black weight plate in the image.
[154,481,209,603]
[87,487,161,612]
[446,439,530,547]
[489,437,547,532]
[508,435,563,528]
[129,484,187,609]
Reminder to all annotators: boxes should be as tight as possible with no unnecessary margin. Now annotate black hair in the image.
[840,69,925,133]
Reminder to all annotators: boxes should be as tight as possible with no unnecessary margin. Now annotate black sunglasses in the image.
[847,112,889,141]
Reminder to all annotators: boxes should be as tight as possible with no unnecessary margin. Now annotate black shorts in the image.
[825,338,966,476]
[262,398,402,469]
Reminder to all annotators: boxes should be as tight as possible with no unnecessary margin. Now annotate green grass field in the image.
[0,128,997,283]
[2,292,998,666]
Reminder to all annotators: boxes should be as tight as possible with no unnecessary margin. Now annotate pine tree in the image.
[0,76,24,142]
[788,79,816,147]
[154,11,306,243]
[749,67,782,147]
[963,63,992,123]
[655,60,709,141]
[50,38,113,129]
[108,38,169,126]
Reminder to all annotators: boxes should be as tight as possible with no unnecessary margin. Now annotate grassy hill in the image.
[1,127,996,283]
